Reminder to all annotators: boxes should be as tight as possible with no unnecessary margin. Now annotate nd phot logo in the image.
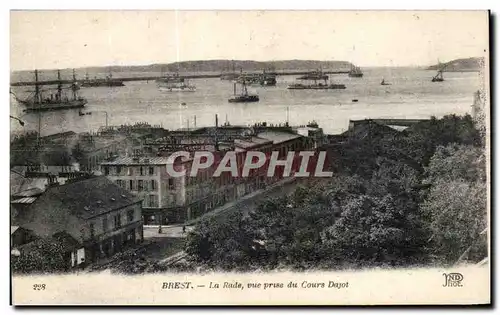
[442,273,464,287]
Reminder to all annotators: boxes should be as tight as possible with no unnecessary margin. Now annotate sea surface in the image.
[10,67,485,136]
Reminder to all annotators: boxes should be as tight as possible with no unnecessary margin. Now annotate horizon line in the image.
[9,57,472,73]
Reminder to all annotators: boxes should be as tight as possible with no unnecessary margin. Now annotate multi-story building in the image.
[101,156,191,225]
[101,128,310,225]
[13,176,143,264]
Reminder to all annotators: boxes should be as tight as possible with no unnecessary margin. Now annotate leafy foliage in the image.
[12,239,69,274]
[184,114,487,271]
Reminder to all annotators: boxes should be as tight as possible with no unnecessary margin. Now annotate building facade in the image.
[14,176,143,265]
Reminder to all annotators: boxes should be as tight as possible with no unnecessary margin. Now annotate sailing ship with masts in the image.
[13,69,87,112]
[80,69,125,87]
[228,80,259,103]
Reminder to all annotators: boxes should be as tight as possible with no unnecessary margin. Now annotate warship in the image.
[13,69,87,112]
[228,81,259,103]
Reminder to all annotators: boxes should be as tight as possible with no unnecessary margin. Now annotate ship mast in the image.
[72,69,78,101]
[57,70,63,101]
[35,69,41,147]
[242,81,248,96]
[34,69,41,104]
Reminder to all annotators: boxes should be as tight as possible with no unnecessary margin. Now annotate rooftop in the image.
[10,170,47,197]
[257,131,303,144]
[234,137,272,149]
[101,156,174,166]
[34,176,141,220]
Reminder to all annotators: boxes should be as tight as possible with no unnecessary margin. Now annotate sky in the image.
[10,10,489,70]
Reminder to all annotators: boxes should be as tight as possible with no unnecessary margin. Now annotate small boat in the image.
[380,78,391,86]
[432,70,444,82]
[352,99,359,103]
[431,60,446,82]
[228,81,259,103]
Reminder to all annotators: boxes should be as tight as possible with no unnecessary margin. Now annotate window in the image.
[129,180,133,190]
[104,166,109,176]
[116,179,123,188]
[127,209,135,222]
[168,178,174,190]
[140,167,144,176]
[103,217,108,232]
[117,166,122,175]
[151,180,157,191]
[149,195,158,207]
[149,167,154,175]
[138,180,144,191]
[127,167,133,176]
[90,223,95,238]
[114,214,121,229]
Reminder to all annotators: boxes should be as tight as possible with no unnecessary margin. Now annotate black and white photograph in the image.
[9,10,490,305]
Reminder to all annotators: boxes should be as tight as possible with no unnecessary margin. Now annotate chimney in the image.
[215,114,219,128]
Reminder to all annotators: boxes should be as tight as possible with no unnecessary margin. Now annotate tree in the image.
[425,144,486,183]
[421,179,487,264]
[322,194,429,267]
[185,211,262,270]
[12,238,68,274]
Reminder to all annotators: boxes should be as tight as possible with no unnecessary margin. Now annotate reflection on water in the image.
[10,68,483,136]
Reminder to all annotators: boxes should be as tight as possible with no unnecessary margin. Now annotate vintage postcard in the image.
[9,10,490,305]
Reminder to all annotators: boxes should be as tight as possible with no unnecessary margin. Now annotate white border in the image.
[2,2,498,314]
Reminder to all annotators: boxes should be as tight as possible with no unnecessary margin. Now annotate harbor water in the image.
[10,67,484,136]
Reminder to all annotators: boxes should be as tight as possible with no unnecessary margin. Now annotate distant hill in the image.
[11,59,353,82]
[110,59,353,73]
[427,57,484,72]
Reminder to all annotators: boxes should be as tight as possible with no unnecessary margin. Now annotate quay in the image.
[10,70,350,87]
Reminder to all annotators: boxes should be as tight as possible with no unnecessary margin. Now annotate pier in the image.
[10,70,350,87]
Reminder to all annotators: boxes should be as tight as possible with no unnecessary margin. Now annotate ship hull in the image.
[158,86,196,92]
[228,95,259,103]
[348,73,363,78]
[81,81,125,87]
[21,99,88,112]
[156,78,185,84]
[287,84,346,90]
[298,75,329,80]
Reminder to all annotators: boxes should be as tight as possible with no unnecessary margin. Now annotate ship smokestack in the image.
[215,114,219,128]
